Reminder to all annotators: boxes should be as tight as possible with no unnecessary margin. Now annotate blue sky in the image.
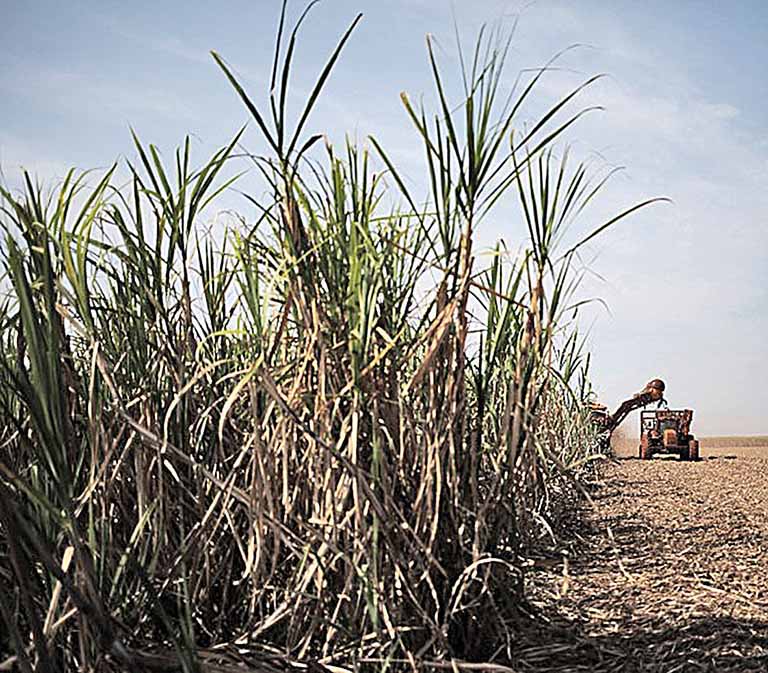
[2,1,767,434]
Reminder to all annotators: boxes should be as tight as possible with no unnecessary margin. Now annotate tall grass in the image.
[0,6,660,670]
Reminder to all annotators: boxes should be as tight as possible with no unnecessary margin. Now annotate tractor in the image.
[639,408,699,461]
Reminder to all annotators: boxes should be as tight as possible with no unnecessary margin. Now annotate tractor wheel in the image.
[688,439,700,462]
[640,436,652,460]
[679,444,690,461]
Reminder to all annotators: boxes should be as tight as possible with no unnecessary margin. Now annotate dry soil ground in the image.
[518,447,768,672]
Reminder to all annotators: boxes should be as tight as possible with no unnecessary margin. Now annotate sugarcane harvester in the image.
[590,379,700,461]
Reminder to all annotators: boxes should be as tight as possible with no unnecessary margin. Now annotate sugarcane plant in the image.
[0,3,664,670]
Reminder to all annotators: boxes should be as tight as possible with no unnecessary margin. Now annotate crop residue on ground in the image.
[521,456,768,672]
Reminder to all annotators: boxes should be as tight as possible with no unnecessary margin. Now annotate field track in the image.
[518,455,768,672]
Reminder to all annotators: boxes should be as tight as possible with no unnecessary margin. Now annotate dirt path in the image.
[518,456,768,672]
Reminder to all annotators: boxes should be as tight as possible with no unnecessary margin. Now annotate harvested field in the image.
[702,436,768,448]
[700,437,768,459]
[613,435,768,459]
[520,456,768,672]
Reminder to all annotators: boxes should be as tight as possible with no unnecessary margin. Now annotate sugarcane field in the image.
[1,2,766,671]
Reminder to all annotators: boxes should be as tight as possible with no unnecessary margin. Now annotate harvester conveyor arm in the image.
[607,379,666,434]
